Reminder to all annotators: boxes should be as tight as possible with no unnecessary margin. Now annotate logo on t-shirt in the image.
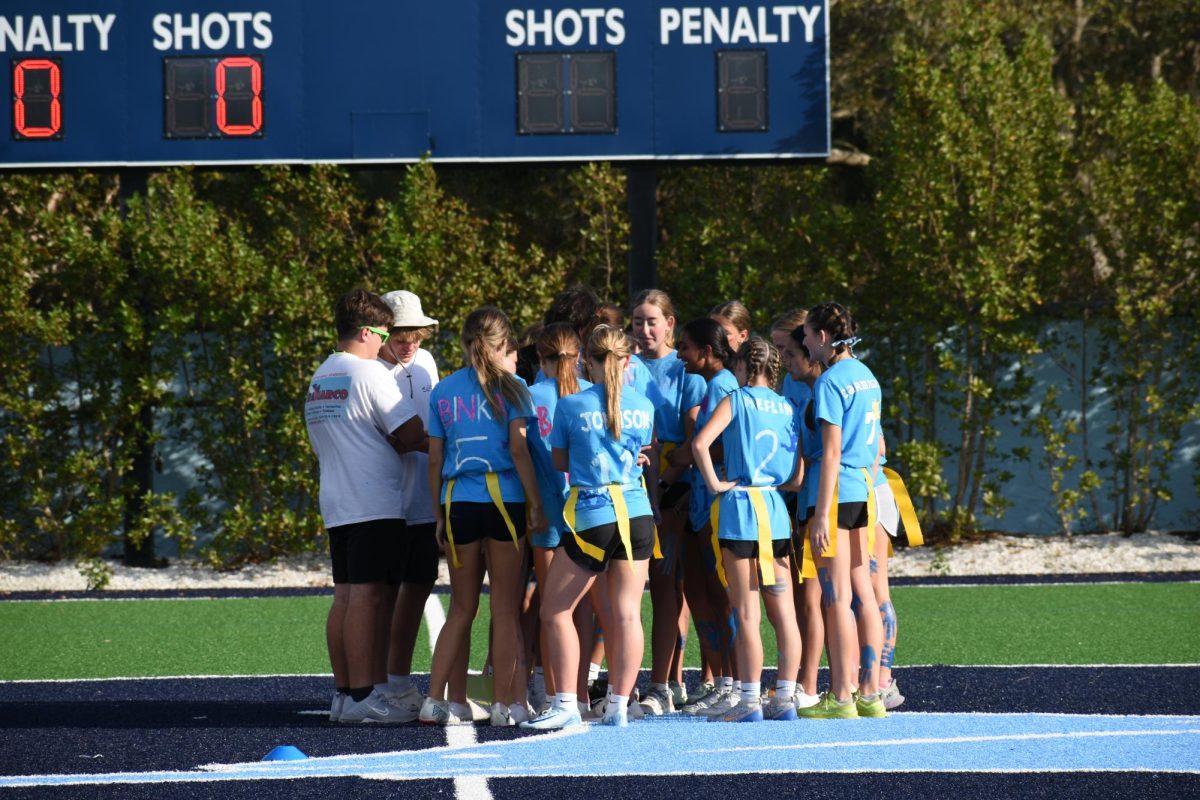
[305,377,351,425]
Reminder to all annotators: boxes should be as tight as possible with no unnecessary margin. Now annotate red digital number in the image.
[215,56,262,136]
[13,59,62,139]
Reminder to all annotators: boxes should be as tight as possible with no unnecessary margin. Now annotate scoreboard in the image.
[1,2,830,167]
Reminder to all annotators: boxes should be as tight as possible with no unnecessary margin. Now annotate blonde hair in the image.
[587,325,631,440]
[710,299,752,336]
[536,322,582,399]
[631,288,677,348]
[461,307,530,418]
[770,308,808,335]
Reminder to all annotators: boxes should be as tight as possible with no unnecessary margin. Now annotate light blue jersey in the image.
[550,383,655,531]
[428,367,533,503]
[639,353,706,445]
[689,368,740,530]
[782,374,812,416]
[715,386,800,542]
[528,375,591,547]
[812,358,883,504]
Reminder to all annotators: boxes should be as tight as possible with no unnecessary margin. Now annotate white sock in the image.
[555,692,578,710]
[610,694,629,713]
[509,703,530,723]
[720,676,734,691]
[449,701,472,719]
[741,681,761,705]
[588,663,601,682]
[651,682,669,694]
[387,674,412,693]
[733,680,742,692]
[775,680,796,702]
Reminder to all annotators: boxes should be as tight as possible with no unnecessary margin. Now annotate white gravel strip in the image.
[1,532,1197,593]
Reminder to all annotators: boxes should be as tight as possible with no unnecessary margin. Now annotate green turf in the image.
[1,582,1197,680]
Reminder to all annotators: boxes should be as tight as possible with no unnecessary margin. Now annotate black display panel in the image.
[164,56,264,139]
[518,52,615,135]
[716,50,767,132]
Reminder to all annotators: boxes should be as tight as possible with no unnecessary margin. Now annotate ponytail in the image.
[536,322,582,399]
[587,325,631,440]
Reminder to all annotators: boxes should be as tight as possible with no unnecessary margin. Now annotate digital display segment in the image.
[716,50,767,132]
[164,56,263,139]
[11,58,63,140]
[0,2,830,166]
[517,52,615,135]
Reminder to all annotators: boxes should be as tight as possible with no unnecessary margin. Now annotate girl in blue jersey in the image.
[526,322,596,712]
[631,289,707,714]
[420,307,547,728]
[711,299,752,354]
[798,302,887,720]
[521,325,658,729]
[676,317,740,716]
[782,319,827,708]
[693,337,804,723]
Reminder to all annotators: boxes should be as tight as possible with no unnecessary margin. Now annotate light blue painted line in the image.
[2,715,1198,788]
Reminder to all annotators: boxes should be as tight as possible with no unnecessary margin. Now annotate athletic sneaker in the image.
[489,702,514,727]
[669,680,688,707]
[600,707,628,727]
[340,690,403,724]
[639,686,675,715]
[382,685,423,717]
[762,696,799,721]
[880,679,906,710]
[518,704,582,730]
[528,684,548,713]
[509,703,532,725]
[681,683,721,715]
[697,688,740,718]
[418,697,469,726]
[467,698,491,722]
[855,691,887,718]
[329,692,345,723]
[711,702,763,722]
[798,691,859,719]
[792,690,821,710]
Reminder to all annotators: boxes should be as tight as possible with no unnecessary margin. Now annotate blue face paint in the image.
[850,593,863,619]
[859,645,877,686]
[818,567,836,609]
[869,557,878,575]
[677,633,688,652]
[695,620,722,652]
[726,608,740,649]
[880,601,897,668]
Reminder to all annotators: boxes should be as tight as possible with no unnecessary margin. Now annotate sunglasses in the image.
[364,326,391,345]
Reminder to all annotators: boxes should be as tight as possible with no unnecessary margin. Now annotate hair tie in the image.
[831,335,861,348]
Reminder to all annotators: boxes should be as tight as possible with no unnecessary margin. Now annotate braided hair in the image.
[806,302,860,358]
[733,336,781,387]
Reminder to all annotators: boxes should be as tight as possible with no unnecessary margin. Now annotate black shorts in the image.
[399,522,438,584]
[329,518,406,584]
[448,501,527,546]
[660,481,690,511]
[719,538,791,560]
[782,491,799,519]
[563,515,655,573]
[804,502,870,531]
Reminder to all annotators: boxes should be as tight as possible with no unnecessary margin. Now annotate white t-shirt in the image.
[305,351,416,528]
[379,348,440,524]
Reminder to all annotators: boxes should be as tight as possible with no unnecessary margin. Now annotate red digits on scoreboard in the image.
[214,56,262,136]
[13,59,63,139]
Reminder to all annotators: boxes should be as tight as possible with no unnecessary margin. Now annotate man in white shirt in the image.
[305,288,425,724]
[375,290,442,717]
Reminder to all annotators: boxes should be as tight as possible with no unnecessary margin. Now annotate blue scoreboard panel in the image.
[0,2,829,167]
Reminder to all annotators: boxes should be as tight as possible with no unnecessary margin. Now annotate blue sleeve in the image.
[815,378,845,428]
[682,373,705,411]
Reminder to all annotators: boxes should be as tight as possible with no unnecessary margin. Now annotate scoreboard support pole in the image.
[118,168,160,569]
[626,163,658,302]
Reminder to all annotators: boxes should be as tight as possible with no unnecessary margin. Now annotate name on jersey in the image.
[437,392,501,425]
[839,378,880,400]
[579,408,652,432]
[748,395,792,416]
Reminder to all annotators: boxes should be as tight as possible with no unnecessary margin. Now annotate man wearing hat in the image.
[375,290,443,718]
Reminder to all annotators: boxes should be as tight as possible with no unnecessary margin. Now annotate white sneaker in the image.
[682,684,723,715]
[639,686,675,715]
[466,698,490,722]
[669,680,688,707]
[418,697,469,726]
[697,688,740,717]
[382,685,423,716]
[600,707,628,726]
[518,704,582,730]
[489,702,513,727]
[509,703,531,724]
[340,690,402,724]
[329,692,345,722]
[793,690,821,709]
[880,679,906,710]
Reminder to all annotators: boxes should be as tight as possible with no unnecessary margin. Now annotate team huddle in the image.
[304,285,920,730]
